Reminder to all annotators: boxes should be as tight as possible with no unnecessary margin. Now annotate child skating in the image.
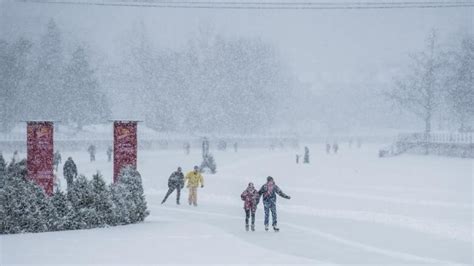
[241,182,259,231]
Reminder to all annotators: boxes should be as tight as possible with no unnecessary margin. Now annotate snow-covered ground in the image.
[1,144,472,265]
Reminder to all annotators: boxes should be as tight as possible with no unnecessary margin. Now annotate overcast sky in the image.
[1,1,471,86]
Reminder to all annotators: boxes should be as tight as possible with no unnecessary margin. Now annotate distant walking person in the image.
[258,176,291,232]
[161,167,185,205]
[87,144,96,162]
[333,143,339,154]
[53,150,62,171]
[185,166,204,206]
[184,142,190,155]
[63,157,77,191]
[241,182,259,231]
[12,150,19,163]
[107,146,113,162]
[303,146,310,164]
[325,143,331,154]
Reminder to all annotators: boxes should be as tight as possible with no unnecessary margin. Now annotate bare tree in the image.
[387,30,445,150]
[446,36,474,131]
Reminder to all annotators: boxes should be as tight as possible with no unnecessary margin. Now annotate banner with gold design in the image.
[27,121,54,196]
[113,121,137,182]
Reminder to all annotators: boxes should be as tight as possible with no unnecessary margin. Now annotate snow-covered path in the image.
[1,144,472,265]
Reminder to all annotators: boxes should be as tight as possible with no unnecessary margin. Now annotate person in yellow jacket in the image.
[185,165,204,206]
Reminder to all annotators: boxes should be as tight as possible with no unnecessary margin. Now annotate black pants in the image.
[65,176,73,192]
[245,209,256,225]
[162,186,181,203]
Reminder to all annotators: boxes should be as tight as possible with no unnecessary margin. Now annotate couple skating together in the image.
[241,176,291,232]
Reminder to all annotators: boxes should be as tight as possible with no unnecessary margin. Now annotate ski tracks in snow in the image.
[168,190,473,243]
[288,187,471,210]
[155,205,464,265]
[281,205,473,242]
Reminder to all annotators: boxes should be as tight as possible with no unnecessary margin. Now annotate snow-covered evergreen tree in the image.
[91,172,114,226]
[67,175,99,229]
[116,166,149,223]
[6,158,27,178]
[1,163,147,234]
[109,183,131,225]
[0,159,51,233]
[0,153,6,186]
[51,189,75,230]
[29,183,58,232]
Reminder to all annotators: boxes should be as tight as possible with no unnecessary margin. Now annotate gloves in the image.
[201,185,204,188]
[286,195,291,199]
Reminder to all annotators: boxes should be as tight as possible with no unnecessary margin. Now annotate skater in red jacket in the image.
[241,182,259,231]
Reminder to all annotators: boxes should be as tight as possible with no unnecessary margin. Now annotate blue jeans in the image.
[263,202,277,226]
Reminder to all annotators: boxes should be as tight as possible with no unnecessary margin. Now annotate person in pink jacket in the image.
[241,182,259,231]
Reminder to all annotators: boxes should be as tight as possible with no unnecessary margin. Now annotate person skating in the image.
[184,142,190,155]
[161,167,185,205]
[87,144,96,162]
[63,157,77,192]
[333,142,339,154]
[185,166,204,206]
[233,142,238,152]
[53,150,62,171]
[241,182,259,231]
[12,150,19,163]
[107,146,113,162]
[258,176,290,232]
[303,146,310,163]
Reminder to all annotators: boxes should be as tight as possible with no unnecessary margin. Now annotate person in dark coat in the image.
[63,157,77,191]
[241,182,259,231]
[258,176,290,231]
[161,167,185,205]
[53,150,62,171]
[87,144,96,162]
[326,143,331,154]
[107,146,113,162]
[303,146,310,163]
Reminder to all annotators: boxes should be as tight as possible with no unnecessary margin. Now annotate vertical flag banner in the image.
[27,121,54,196]
[113,121,137,183]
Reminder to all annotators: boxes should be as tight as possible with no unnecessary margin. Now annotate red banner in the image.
[113,121,137,183]
[27,121,54,196]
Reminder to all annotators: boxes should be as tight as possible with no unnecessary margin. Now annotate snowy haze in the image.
[0,0,472,134]
[2,144,473,264]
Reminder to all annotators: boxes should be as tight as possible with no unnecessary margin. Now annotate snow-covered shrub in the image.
[0,161,149,234]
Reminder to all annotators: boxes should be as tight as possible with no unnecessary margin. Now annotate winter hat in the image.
[194,165,199,170]
[267,176,274,182]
